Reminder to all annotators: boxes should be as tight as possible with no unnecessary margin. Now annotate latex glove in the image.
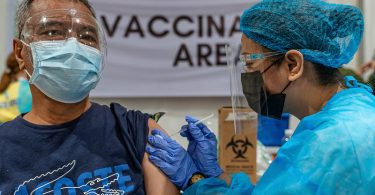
[146,129,198,190]
[180,115,223,178]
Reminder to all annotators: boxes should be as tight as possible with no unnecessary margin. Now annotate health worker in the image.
[146,0,375,194]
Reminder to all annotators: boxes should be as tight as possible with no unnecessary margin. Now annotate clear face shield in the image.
[226,45,257,134]
[226,44,286,134]
[18,8,108,103]
[20,9,107,67]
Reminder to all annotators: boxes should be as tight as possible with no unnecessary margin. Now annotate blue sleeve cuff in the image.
[230,172,254,192]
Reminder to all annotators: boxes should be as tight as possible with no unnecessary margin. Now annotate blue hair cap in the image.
[240,0,364,68]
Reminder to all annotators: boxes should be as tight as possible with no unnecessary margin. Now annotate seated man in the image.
[0,0,179,194]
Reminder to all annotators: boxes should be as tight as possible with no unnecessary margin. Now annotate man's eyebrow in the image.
[75,23,98,34]
[39,20,65,28]
[81,25,97,34]
[36,20,97,32]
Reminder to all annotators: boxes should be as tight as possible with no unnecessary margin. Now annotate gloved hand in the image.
[180,115,223,178]
[146,129,198,190]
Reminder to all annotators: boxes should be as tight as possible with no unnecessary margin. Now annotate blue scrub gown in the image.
[184,87,375,195]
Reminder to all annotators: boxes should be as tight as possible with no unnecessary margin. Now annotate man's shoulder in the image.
[0,117,23,136]
[108,102,149,118]
[91,102,130,114]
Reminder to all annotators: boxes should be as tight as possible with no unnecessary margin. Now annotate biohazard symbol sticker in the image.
[226,136,254,159]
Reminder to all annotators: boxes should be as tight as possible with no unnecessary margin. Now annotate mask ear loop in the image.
[280,81,292,94]
[20,40,30,47]
[259,55,286,116]
[260,54,285,74]
[24,69,32,79]
[19,40,33,82]
[261,63,275,74]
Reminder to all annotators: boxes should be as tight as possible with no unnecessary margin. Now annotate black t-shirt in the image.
[0,102,149,195]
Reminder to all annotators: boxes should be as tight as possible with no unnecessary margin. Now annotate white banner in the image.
[90,0,257,97]
[7,0,258,97]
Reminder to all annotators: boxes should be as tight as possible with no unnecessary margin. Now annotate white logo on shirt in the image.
[14,160,127,195]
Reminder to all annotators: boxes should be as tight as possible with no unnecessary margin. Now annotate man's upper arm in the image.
[142,118,179,195]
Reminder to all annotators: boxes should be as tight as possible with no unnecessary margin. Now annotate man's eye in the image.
[41,30,64,37]
[80,34,97,42]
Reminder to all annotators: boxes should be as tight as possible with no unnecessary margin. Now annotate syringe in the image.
[154,113,215,139]
[170,113,214,137]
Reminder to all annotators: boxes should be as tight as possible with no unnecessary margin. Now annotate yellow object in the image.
[188,173,206,187]
[0,82,22,123]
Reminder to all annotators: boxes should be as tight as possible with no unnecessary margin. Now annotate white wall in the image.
[363,0,375,62]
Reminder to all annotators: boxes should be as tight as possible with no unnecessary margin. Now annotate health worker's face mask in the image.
[23,38,103,103]
[241,61,291,119]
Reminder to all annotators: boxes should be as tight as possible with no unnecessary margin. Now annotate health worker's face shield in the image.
[226,44,287,134]
[20,9,107,67]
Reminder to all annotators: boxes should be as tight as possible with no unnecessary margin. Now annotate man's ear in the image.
[284,50,304,81]
[13,39,26,71]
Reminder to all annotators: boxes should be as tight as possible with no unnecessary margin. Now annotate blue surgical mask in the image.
[23,38,103,103]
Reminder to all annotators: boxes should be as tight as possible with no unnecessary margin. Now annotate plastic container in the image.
[257,113,289,146]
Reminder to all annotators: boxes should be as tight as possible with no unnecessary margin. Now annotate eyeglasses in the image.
[21,9,105,51]
[239,51,285,72]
